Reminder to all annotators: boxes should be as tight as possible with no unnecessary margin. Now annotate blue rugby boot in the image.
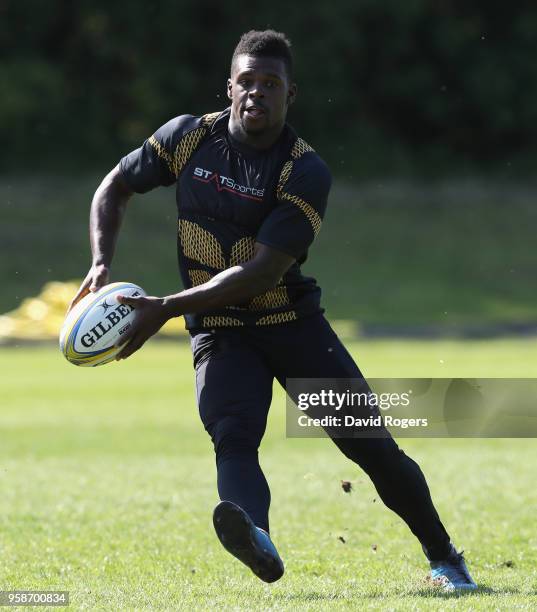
[213,501,284,583]
[429,544,478,591]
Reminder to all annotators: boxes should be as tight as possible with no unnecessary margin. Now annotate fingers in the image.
[113,297,145,356]
[67,281,91,313]
[89,267,110,292]
[114,320,136,349]
[67,266,110,314]
[113,305,141,351]
[117,295,145,307]
[115,331,146,360]
[114,296,162,360]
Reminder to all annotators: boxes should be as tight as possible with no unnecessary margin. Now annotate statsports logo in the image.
[193,167,264,202]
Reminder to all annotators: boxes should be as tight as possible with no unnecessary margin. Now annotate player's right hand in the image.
[67,264,110,313]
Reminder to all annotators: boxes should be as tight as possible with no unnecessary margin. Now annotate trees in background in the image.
[2,1,536,175]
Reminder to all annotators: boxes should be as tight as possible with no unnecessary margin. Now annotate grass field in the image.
[1,338,536,610]
[2,176,537,324]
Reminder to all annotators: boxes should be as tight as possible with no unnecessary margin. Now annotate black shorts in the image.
[190,313,380,441]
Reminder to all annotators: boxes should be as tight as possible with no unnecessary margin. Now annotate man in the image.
[71,30,477,590]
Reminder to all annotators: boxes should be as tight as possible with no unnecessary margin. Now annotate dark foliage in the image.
[1,1,535,175]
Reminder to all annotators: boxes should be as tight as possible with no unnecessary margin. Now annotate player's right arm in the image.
[69,115,190,312]
[68,166,134,311]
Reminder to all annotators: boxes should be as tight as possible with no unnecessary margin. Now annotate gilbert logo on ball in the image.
[60,282,146,366]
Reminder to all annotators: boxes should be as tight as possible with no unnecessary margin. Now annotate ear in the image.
[227,78,233,101]
[287,82,297,107]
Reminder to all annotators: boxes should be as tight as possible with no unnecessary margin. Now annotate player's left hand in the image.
[114,294,170,360]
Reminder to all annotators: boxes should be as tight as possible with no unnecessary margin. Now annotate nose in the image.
[248,82,265,98]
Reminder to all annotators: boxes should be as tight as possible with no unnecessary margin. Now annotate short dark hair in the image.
[231,29,293,79]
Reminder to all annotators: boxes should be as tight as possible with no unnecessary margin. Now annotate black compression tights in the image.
[191,315,452,561]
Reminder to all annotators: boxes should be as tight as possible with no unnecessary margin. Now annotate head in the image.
[227,30,297,142]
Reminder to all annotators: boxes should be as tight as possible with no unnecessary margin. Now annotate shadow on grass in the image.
[270,591,346,603]
[400,585,529,598]
[270,585,530,603]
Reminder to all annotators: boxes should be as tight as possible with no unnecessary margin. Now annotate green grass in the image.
[2,176,537,324]
[1,339,536,610]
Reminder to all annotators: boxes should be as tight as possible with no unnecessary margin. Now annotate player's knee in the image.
[211,415,263,463]
[336,436,402,471]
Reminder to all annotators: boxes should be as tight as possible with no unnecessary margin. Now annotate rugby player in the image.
[71,30,477,591]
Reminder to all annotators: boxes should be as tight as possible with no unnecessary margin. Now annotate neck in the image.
[228,116,285,150]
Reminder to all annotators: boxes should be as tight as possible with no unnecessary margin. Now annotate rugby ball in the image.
[60,282,146,367]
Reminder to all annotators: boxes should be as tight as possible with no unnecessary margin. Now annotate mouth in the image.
[243,105,266,119]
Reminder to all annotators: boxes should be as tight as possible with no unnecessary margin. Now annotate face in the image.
[227,54,297,137]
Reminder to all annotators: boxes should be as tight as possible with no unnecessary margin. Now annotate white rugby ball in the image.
[60,282,146,366]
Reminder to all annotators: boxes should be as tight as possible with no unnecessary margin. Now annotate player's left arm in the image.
[115,244,295,359]
[255,152,332,260]
[115,154,331,359]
